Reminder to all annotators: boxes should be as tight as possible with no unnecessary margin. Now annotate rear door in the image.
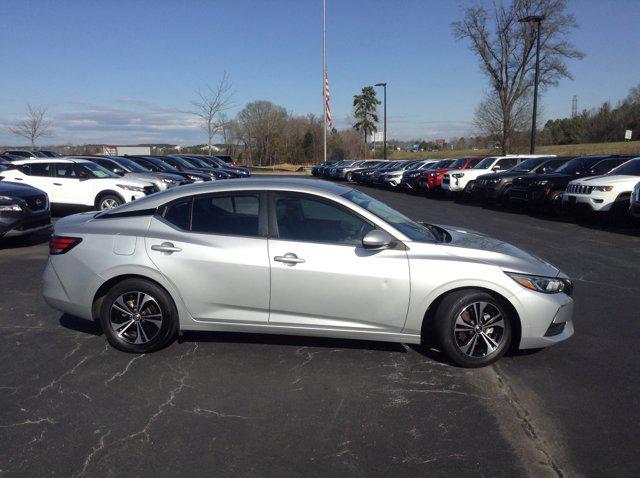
[267,191,410,333]
[145,191,270,323]
[14,162,55,195]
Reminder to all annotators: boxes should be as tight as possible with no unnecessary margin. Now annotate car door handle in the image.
[274,253,305,264]
[151,242,182,254]
[53,183,62,186]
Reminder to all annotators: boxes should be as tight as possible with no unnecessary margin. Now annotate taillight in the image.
[49,236,82,255]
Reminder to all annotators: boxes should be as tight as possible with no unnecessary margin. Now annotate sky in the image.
[1,0,639,146]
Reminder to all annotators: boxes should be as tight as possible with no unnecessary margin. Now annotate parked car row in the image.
[0,153,246,239]
[318,154,640,222]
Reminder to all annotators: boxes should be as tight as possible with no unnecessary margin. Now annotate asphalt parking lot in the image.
[1,180,639,477]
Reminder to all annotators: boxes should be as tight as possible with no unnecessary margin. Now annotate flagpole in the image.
[323,0,327,163]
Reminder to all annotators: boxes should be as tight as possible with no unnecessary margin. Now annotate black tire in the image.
[100,278,179,353]
[96,194,124,211]
[433,289,512,368]
[548,191,564,215]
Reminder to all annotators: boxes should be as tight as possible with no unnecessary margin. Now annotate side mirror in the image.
[113,168,125,176]
[362,229,395,250]
[492,166,501,172]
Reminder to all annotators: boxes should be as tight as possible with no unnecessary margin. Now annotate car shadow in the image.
[179,330,408,353]
[59,314,103,336]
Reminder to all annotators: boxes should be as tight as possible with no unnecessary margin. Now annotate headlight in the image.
[159,178,177,184]
[187,175,204,182]
[429,173,438,177]
[535,180,549,186]
[488,178,501,184]
[452,173,465,178]
[117,184,145,192]
[0,196,22,212]
[592,185,613,192]
[506,272,571,294]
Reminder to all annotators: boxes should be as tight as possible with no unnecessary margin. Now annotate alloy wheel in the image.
[110,291,163,345]
[100,198,120,210]
[454,301,505,357]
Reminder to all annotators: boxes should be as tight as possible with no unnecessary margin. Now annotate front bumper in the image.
[563,192,614,212]
[442,177,465,192]
[0,209,52,238]
[514,288,575,349]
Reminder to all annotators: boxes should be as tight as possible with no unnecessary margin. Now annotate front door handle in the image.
[151,242,182,254]
[53,183,62,186]
[274,253,305,265]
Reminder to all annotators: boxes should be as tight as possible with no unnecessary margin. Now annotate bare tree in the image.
[9,104,53,150]
[453,0,583,154]
[190,72,234,155]
[474,91,533,144]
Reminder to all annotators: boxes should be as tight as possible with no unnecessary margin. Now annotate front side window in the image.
[474,157,500,169]
[608,158,640,176]
[274,193,374,245]
[78,163,118,178]
[55,163,78,178]
[192,194,260,236]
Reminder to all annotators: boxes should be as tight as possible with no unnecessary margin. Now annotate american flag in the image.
[324,73,333,130]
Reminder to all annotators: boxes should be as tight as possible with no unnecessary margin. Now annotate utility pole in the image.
[322,0,327,163]
[571,95,577,118]
[374,83,387,160]
[519,15,544,154]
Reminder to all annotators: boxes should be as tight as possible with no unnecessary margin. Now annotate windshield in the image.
[511,157,547,173]
[142,157,181,173]
[170,156,198,168]
[113,157,149,172]
[79,162,119,178]
[343,189,436,242]
[554,156,604,174]
[186,157,212,168]
[474,157,499,169]
[608,158,640,176]
[449,157,471,169]
[430,159,454,169]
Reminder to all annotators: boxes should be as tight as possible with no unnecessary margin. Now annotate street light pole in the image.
[519,15,544,154]
[375,82,387,160]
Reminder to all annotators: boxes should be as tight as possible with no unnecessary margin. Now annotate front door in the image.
[267,192,410,333]
[145,191,270,323]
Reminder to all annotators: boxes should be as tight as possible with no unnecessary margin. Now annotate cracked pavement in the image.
[1,182,639,477]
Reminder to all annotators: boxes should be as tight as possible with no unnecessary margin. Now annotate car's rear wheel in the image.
[434,290,512,367]
[100,278,179,353]
[97,194,123,211]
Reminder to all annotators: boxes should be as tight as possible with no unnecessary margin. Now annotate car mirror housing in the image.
[362,229,395,250]
[113,168,126,176]
[492,166,501,172]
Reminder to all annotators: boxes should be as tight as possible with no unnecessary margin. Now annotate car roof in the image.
[103,178,354,213]
[11,158,91,165]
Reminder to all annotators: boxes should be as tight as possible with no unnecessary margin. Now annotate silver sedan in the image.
[43,178,574,367]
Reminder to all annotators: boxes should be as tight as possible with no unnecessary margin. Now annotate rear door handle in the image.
[274,253,305,265]
[151,242,182,254]
[53,183,62,186]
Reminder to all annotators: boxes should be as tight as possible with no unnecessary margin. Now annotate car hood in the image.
[572,174,640,186]
[445,168,490,178]
[531,172,575,182]
[0,180,46,197]
[424,224,561,277]
[479,171,531,180]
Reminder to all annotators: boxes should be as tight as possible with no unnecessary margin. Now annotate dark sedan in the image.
[0,180,51,239]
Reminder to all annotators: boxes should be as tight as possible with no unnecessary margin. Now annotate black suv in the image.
[509,155,635,213]
[0,180,51,239]
[475,157,572,203]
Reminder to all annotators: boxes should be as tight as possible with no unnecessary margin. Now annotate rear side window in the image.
[192,194,260,236]
[21,162,52,176]
[162,199,191,230]
[496,157,518,169]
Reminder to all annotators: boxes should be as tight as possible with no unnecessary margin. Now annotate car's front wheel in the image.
[434,290,512,367]
[100,278,179,353]
[96,194,124,211]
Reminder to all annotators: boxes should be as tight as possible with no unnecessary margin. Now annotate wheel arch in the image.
[92,273,179,323]
[94,190,126,209]
[420,286,522,351]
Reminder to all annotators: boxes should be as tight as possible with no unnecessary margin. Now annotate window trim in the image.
[157,190,268,239]
[268,190,382,247]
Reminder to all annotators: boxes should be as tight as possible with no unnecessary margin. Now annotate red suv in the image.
[419,156,485,194]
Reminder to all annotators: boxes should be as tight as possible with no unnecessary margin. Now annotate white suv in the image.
[1,158,156,210]
[442,155,554,195]
[563,157,640,216]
